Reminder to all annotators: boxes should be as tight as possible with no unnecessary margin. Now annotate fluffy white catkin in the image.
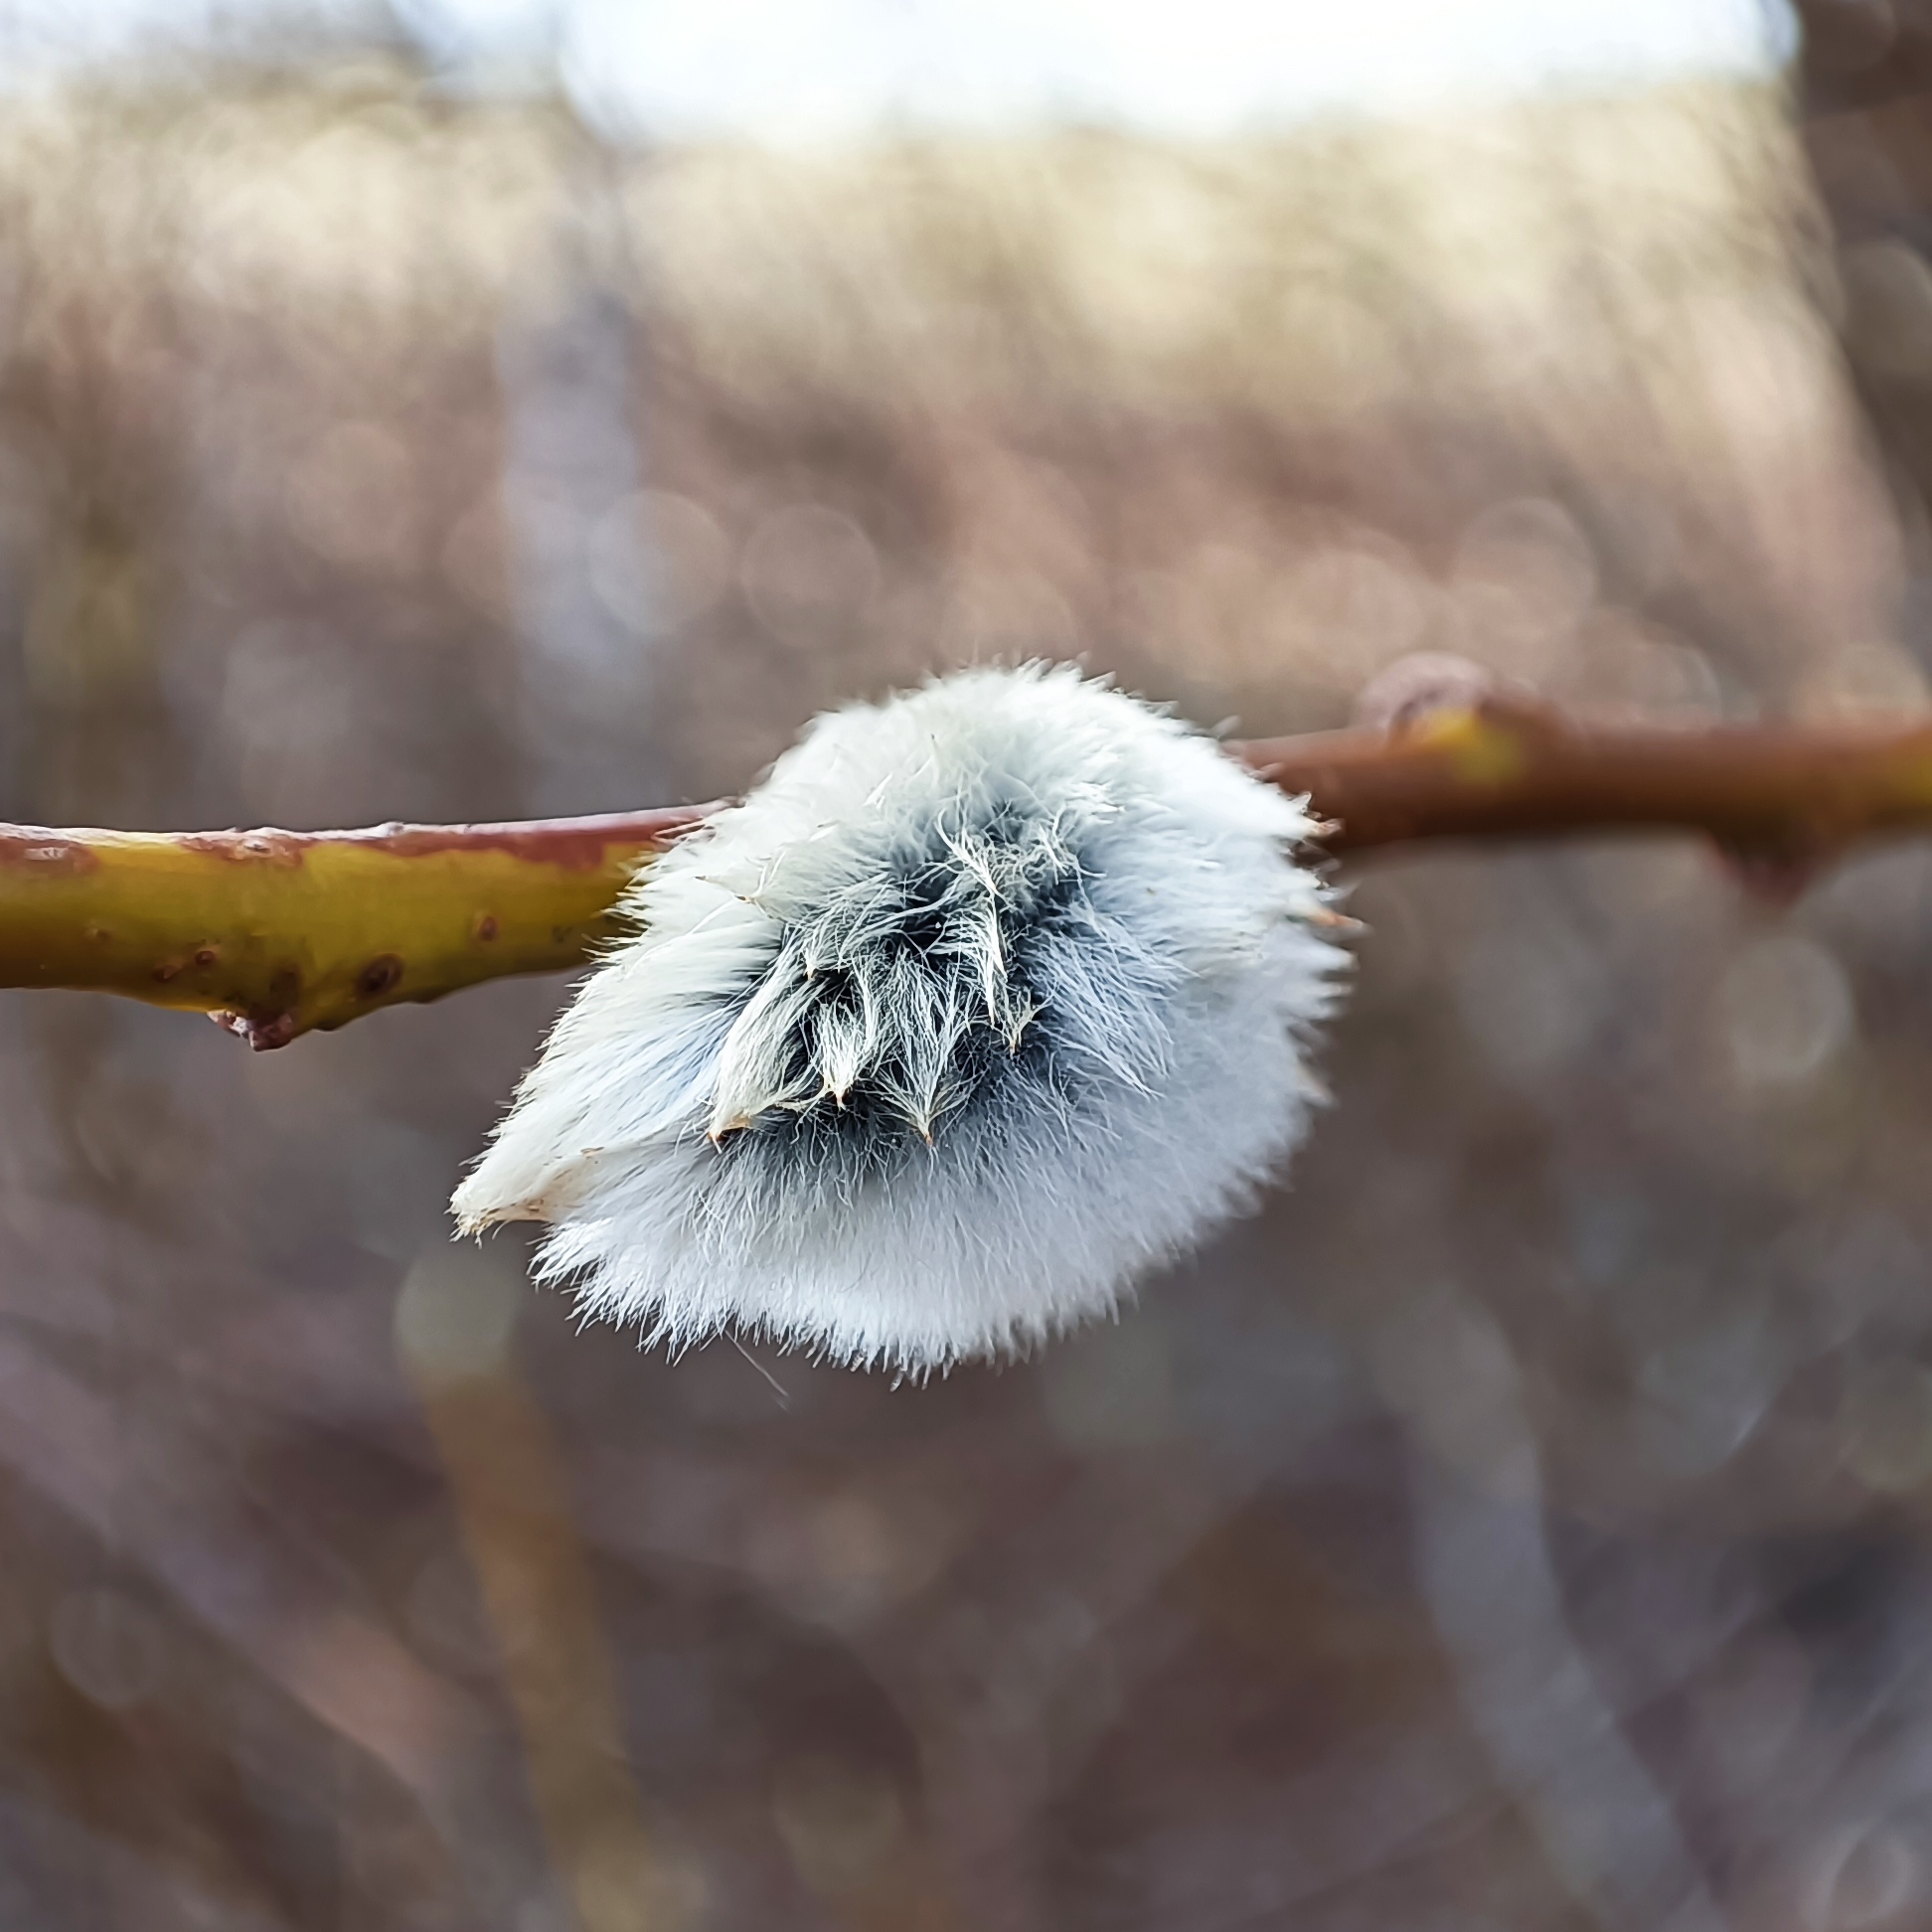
[452,665,1348,1370]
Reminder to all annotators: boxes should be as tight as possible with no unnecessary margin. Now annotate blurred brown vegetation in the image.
[8,23,1932,1932]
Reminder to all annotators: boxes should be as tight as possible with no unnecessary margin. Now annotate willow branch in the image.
[5,700,1932,1046]
[0,807,709,1047]
[1244,700,1932,859]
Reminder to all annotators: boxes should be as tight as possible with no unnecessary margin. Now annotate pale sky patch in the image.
[4,0,1796,138]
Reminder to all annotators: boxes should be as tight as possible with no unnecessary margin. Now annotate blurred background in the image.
[13,1,1932,1927]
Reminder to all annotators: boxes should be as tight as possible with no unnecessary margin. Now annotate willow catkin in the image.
[453,664,1346,1371]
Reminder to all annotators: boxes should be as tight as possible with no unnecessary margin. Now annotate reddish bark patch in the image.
[369,804,717,869]
[178,830,308,867]
[0,834,100,876]
[0,807,716,884]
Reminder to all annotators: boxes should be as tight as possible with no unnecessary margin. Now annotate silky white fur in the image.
[453,665,1346,1370]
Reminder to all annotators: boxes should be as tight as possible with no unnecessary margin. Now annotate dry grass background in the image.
[3,36,1932,1932]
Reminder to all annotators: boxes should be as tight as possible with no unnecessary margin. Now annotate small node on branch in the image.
[1350,651,1543,736]
[355,955,405,1001]
[210,1009,300,1052]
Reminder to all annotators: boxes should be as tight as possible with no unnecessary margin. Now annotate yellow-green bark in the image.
[0,809,707,1046]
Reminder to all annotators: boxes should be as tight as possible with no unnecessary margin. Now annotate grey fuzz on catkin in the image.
[452,664,1348,1370]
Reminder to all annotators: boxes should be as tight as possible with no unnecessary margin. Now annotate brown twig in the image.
[1244,698,1932,862]
[4,700,1932,1045]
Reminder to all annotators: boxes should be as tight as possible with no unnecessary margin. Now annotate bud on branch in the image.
[3,696,1930,1047]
